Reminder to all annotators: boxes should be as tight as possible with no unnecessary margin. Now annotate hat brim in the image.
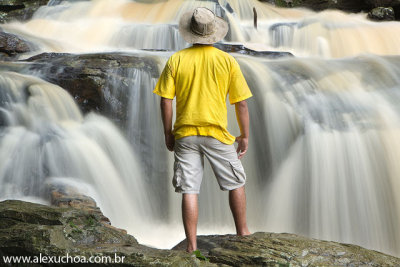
[178,9,228,44]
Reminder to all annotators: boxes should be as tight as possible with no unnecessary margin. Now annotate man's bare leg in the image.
[182,193,198,252]
[229,186,251,236]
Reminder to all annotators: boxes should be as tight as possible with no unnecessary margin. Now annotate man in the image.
[153,7,252,253]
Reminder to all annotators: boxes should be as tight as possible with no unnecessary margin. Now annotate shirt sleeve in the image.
[228,58,253,104]
[153,58,175,99]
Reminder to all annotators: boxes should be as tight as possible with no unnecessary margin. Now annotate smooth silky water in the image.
[1,0,400,255]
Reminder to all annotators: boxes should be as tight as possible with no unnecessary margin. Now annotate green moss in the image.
[68,221,82,234]
[85,216,96,227]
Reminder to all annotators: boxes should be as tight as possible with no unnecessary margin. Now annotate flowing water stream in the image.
[1,0,400,256]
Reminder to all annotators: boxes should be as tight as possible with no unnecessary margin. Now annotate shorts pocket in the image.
[172,161,182,189]
[229,160,246,183]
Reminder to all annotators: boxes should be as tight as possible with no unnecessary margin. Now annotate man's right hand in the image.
[165,132,175,152]
[235,136,248,159]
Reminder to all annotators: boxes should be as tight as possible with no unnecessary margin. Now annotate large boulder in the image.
[174,233,400,266]
[22,52,160,116]
[0,31,31,59]
[0,0,49,23]
[0,200,206,266]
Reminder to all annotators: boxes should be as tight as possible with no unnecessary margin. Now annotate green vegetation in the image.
[69,221,83,234]
[86,216,96,227]
[192,250,209,261]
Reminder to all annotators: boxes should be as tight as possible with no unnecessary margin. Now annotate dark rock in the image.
[259,0,400,20]
[365,0,400,19]
[21,52,160,116]
[0,31,31,60]
[0,200,205,266]
[0,0,49,23]
[214,43,293,58]
[173,233,400,266]
[260,0,369,12]
[368,6,396,20]
[366,0,400,8]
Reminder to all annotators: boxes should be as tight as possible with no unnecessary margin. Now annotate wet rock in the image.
[0,0,49,23]
[173,233,400,266]
[47,183,112,226]
[368,6,396,20]
[22,52,160,116]
[365,0,400,19]
[0,31,31,59]
[214,43,293,58]
[261,0,369,12]
[0,200,206,266]
[366,0,400,8]
[1,200,399,266]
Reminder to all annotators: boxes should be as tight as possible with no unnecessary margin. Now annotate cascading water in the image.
[1,0,400,257]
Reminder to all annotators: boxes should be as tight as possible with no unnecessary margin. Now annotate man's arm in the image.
[160,97,174,151]
[235,100,249,159]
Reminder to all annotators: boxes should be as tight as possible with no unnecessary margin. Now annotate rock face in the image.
[22,52,160,116]
[0,0,49,23]
[368,6,396,19]
[0,31,31,59]
[0,200,204,266]
[174,233,400,266]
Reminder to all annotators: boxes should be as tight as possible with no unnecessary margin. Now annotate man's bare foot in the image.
[237,229,251,236]
[186,245,196,253]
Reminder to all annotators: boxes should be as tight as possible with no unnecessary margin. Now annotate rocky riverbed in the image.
[0,198,399,266]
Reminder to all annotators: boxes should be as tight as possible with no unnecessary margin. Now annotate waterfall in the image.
[0,0,400,257]
[0,71,154,244]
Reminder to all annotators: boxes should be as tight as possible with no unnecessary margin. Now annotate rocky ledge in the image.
[173,233,400,266]
[260,0,400,20]
[1,200,399,266]
[0,0,49,23]
[21,52,160,116]
[0,30,32,60]
[0,200,203,267]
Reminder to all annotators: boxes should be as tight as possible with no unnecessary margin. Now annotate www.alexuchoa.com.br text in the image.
[2,253,125,264]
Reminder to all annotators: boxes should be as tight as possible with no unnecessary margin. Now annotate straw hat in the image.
[178,7,228,44]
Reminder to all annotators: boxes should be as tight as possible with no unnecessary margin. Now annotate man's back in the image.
[154,45,251,144]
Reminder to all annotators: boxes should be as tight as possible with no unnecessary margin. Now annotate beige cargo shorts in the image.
[173,136,246,194]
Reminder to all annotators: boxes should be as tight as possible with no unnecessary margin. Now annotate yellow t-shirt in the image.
[153,45,252,145]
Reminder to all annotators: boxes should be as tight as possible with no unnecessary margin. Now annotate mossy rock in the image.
[0,200,206,266]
